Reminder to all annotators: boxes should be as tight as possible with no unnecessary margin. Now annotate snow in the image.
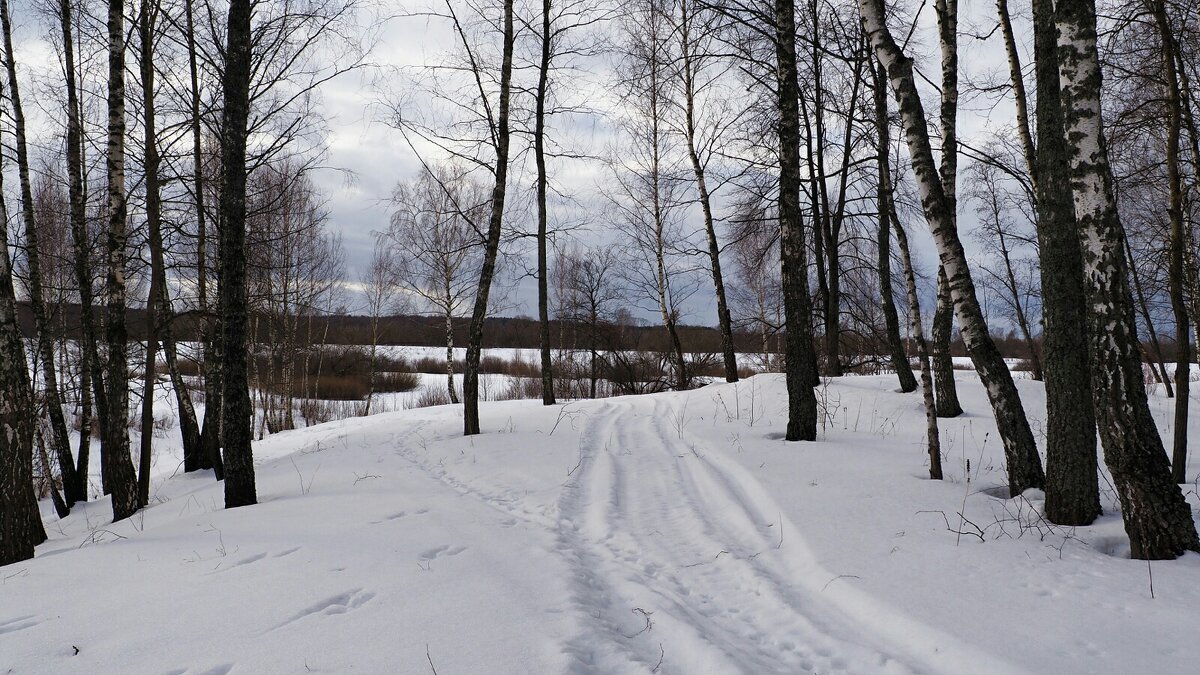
[5,371,1200,673]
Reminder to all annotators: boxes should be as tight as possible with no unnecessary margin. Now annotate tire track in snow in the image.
[556,397,914,674]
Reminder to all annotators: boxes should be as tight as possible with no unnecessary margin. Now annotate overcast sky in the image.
[7,0,1023,327]
[304,1,1025,327]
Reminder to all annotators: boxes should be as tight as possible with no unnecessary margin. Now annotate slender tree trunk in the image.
[931,270,963,416]
[102,0,140,522]
[861,0,1045,494]
[445,308,458,404]
[0,0,79,510]
[997,0,1038,189]
[1123,231,1173,396]
[1149,0,1189,484]
[184,0,217,474]
[135,0,165,507]
[874,64,917,393]
[894,204,942,479]
[1020,0,1102,525]
[535,0,556,404]
[679,0,737,383]
[464,0,515,436]
[1055,0,1198,558]
[777,0,818,441]
[993,214,1044,381]
[60,0,99,504]
[933,0,963,418]
[218,0,257,506]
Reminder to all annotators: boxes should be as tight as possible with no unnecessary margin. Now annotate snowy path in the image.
[9,373,1199,673]
[551,397,914,674]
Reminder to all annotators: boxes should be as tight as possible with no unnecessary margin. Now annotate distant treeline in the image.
[15,301,1147,361]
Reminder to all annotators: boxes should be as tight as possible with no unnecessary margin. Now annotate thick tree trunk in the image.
[535,0,556,405]
[0,144,45,565]
[464,0,515,436]
[0,0,79,510]
[103,0,140,522]
[861,0,1045,495]
[1055,0,1198,558]
[777,0,818,441]
[874,65,917,393]
[931,270,963,417]
[1029,0,1100,525]
[218,0,257,506]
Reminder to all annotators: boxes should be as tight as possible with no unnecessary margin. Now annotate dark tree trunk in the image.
[184,0,216,475]
[874,65,917,393]
[777,0,818,441]
[679,0,737,383]
[136,0,162,508]
[1055,0,1198,558]
[60,0,99,505]
[1149,0,1189,484]
[1123,231,1173,396]
[931,270,963,417]
[218,0,257,506]
[464,0,515,436]
[0,0,79,511]
[535,0,556,404]
[1030,0,1100,525]
[0,143,45,565]
[103,0,140,522]
[862,0,1045,495]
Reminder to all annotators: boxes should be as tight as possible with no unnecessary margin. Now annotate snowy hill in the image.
[5,373,1199,674]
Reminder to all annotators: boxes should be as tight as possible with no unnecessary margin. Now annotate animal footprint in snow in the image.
[418,544,467,561]
[268,589,376,632]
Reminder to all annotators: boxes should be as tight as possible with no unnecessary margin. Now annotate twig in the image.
[426,643,438,674]
[822,574,862,591]
[623,607,654,638]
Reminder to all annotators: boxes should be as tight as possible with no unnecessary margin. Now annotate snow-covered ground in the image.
[6,371,1200,673]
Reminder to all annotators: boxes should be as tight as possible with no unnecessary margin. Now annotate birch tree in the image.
[1055,0,1198,558]
[859,0,1045,494]
[102,0,141,521]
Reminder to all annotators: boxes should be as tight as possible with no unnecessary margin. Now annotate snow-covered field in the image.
[6,371,1200,674]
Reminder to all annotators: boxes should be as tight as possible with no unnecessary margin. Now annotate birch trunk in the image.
[861,0,1045,495]
[464,0,514,436]
[0,0,79,510]
[1055,0,1198,558]
[1029,0,1100,525]
[0,136,45,565]
[103,0,140,522]
[931,270,962,416]
[679,0,737,383]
